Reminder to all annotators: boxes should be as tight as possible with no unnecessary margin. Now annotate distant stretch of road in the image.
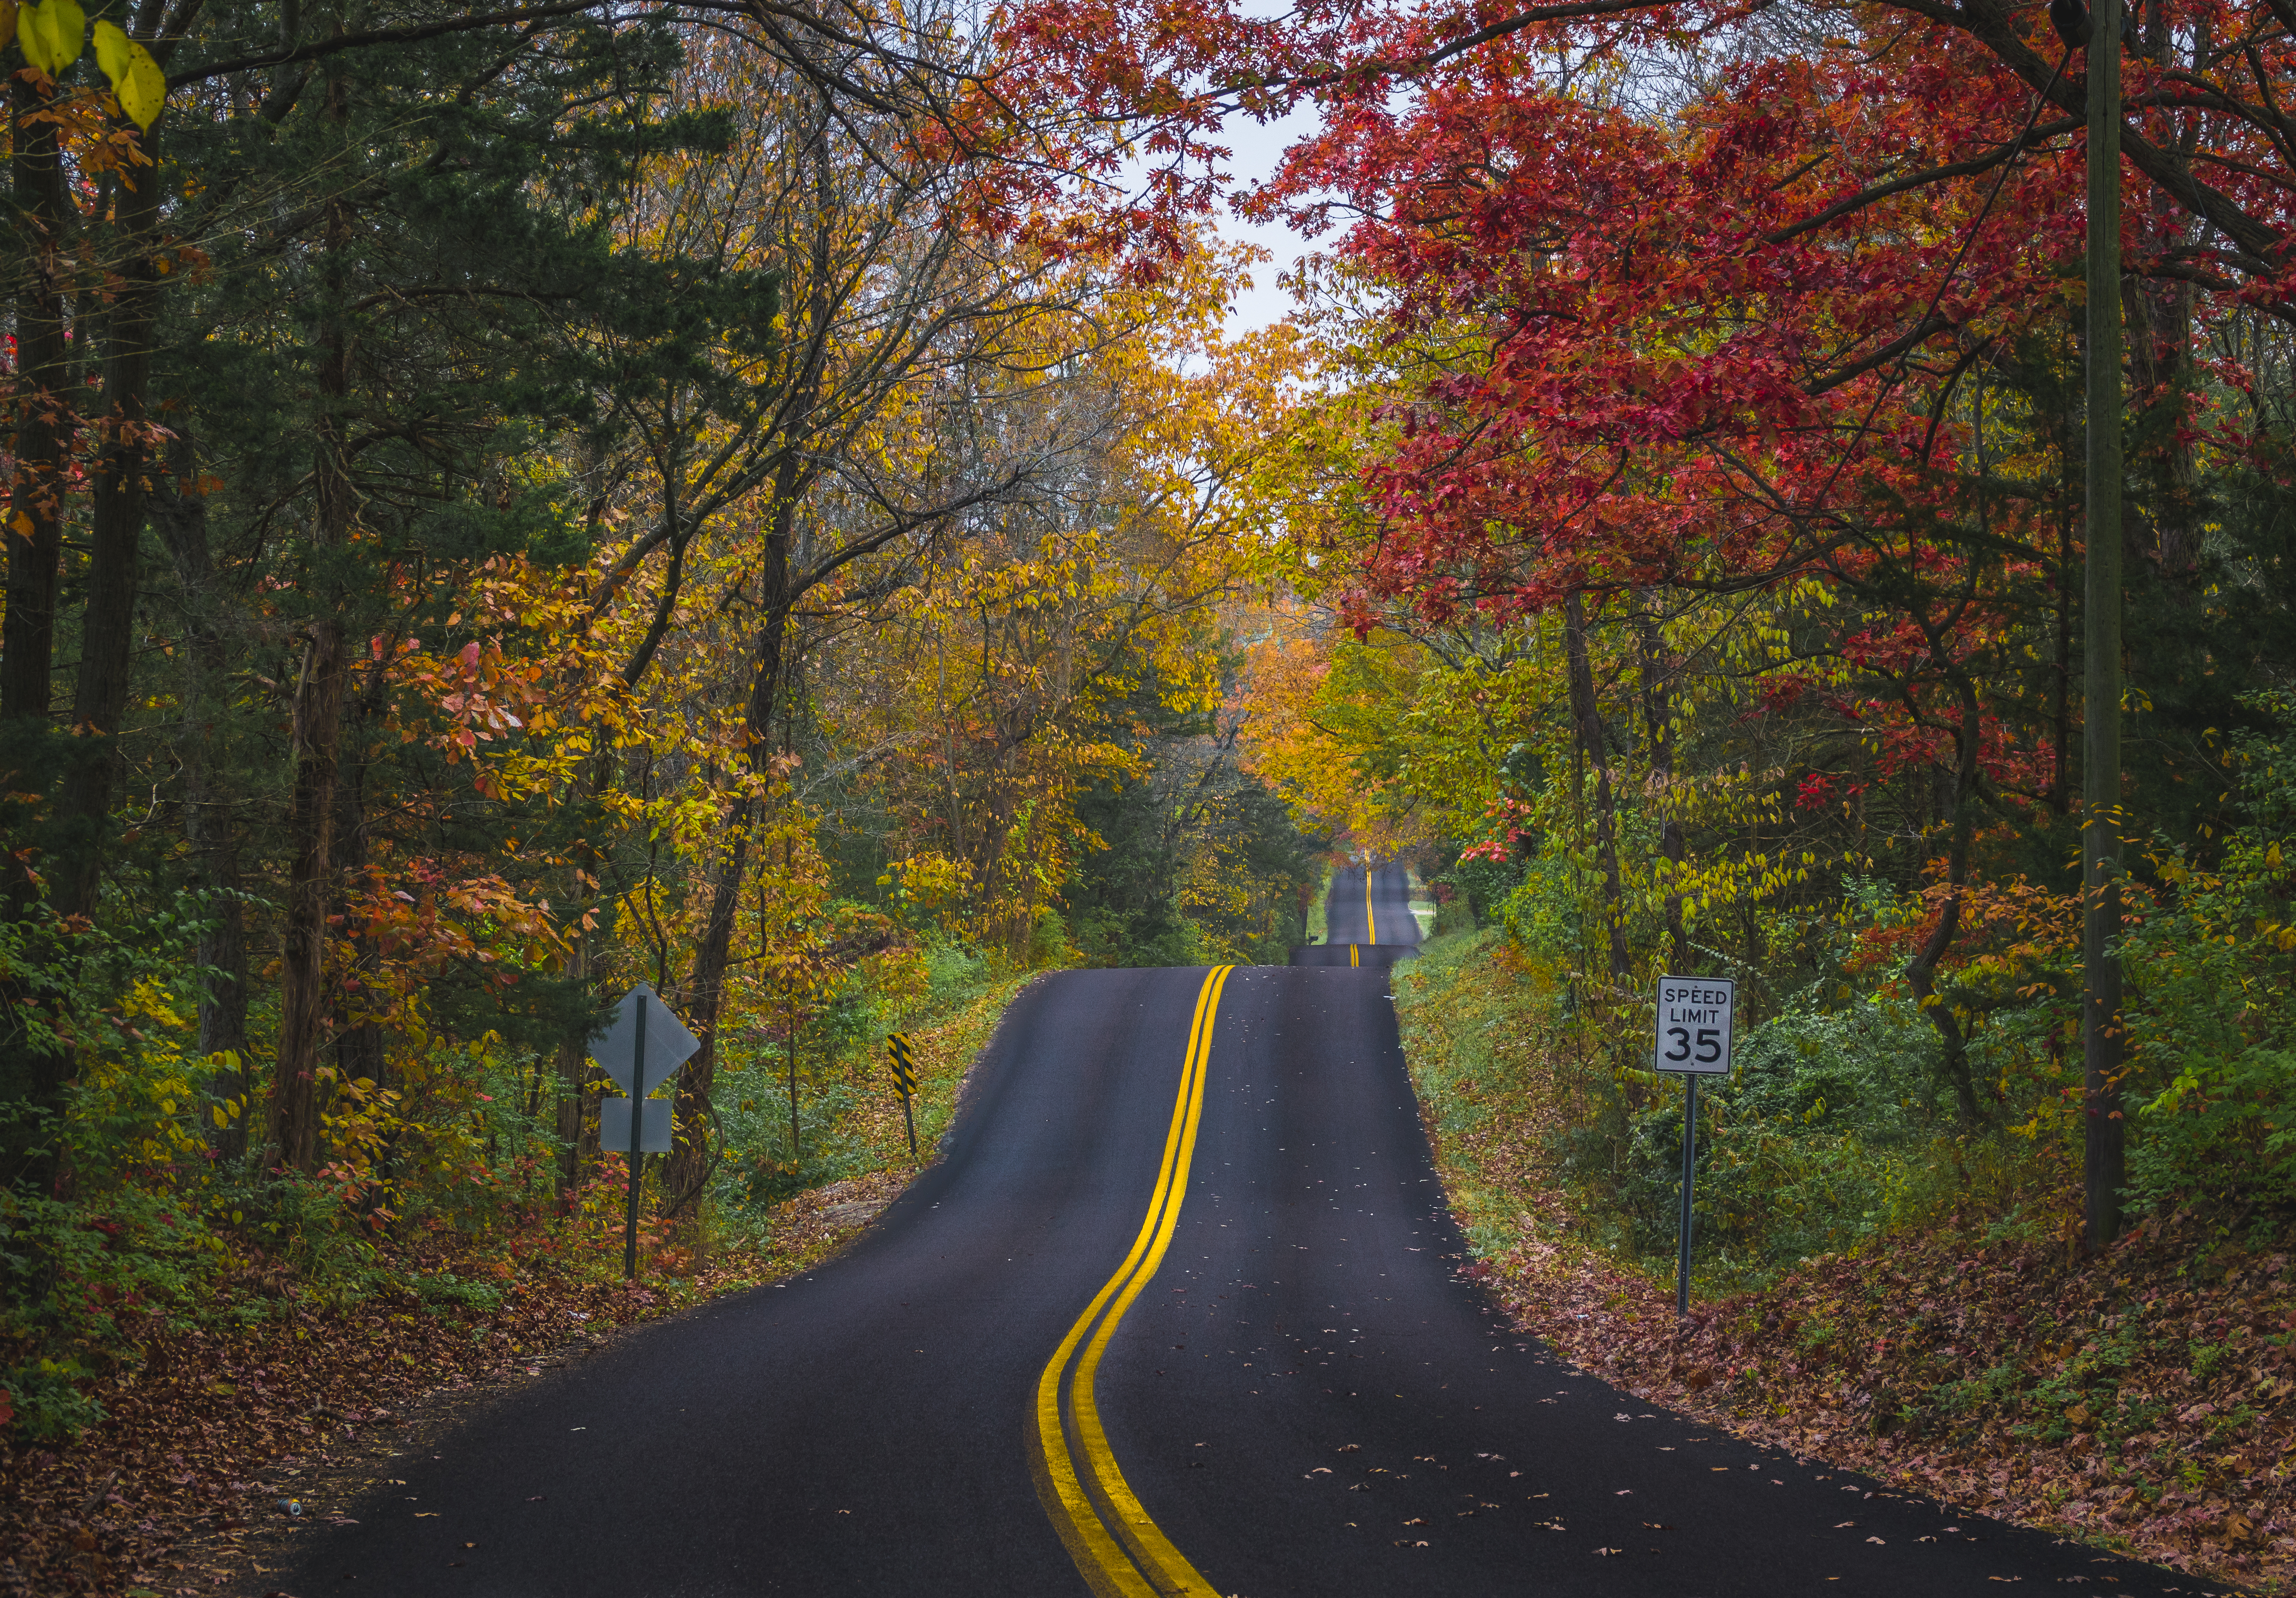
[1290,862,1420,967]
[281,929,2210,1593]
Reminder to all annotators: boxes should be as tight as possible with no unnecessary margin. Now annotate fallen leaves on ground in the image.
[0,972,1023,1598]
[1392,936,2293,1596]
[0,1187,892,1598]
[1486,1194,2291,1592]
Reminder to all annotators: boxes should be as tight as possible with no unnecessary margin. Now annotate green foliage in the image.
[1435,849,1521,927]
[2117,693,2296,1217]
[1726,985,1946,1137]
[2130,1046,2296,1213]
[1069,758,1318,968]
[1463,691,2296,1280]
[409,1273,507,1314]
[0,1186,226,1439]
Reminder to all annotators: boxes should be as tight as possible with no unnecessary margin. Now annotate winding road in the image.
[1289,863,1421,967]
[279,871,2210,1596]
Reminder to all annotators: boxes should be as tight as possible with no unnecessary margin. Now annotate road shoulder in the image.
[1391,929,2288,1596]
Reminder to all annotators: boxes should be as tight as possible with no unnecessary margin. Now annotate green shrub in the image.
[1555,980,1948,1263]
[0,1185,230,1439]
[2131,1045,2296,1213]
[410,1272,506,1313]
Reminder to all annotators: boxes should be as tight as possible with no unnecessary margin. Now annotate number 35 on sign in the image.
[1655,976,1736,1075]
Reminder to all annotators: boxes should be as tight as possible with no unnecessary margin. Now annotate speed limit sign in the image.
[1655,976,1736,1075]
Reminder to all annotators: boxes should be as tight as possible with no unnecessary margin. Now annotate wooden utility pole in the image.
[2082,0,2127,1252]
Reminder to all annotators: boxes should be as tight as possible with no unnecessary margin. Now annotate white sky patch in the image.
[1215,100,1325,337]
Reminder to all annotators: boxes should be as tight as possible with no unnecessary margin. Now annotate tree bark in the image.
[1563,591,1630,985]
[271,69,356,1176]
[331,681,391,1101]
[153,445,252,1160]
[665,592,793,1205]
[1634,598,1690,973]
[666,818,751,1211]
[2,73,71,734]
[2082,0,2128,1253]
[59,125,166,922]
[553,910,599,1197]
[1,69,79,1182]
[663,485,803,1206]
[1904,675,1987,1125]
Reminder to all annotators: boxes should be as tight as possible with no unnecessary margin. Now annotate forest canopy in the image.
[5,0,2295,1499]
[0,0,1319,1443]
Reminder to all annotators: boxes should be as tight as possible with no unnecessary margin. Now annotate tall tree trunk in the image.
[2053,489,2075,815]
[59,125,166,922]
[666,818,750,1214]
[1,69,78,1182]
[331,686,390,1097]
[1905,675,1987,1124]
[272,70,355,1175]
[153,444,252,1159]
[554,725,629,1197]
[330,684,396,1221]
[553,911,598,1197]
[663,513,795,1209]
[1634,598,1690,973]
[2,72,71,735]
[1563,591,1630,985]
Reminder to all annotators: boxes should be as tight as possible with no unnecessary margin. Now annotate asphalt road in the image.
[281,958,2213,1597]
[1291,864,1421,967]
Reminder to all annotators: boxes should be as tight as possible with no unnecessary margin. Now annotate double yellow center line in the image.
[1364,867,1377,945]
[1030,966,1233,1598]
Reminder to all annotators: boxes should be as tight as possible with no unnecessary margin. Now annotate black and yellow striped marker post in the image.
[886,1032,918,1156]
[1030,966,1233,1597]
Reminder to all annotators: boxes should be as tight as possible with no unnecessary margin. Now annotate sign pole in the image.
[1676,1072,1698,1321]
[887,1033,919,1157]
[2081,0,2126,1255]
[1655,973,1733,1322]
[623,993,647,1281]
[588,982,695,1280]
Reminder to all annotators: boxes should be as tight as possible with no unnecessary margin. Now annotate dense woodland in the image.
[0,0,1317,1448]
[5,0,2296,1584]
[1231,0,2296,1276]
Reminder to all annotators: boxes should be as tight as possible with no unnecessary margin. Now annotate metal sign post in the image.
[1675,1073,1699,1321]
[1654,975,1736,1320]
[624,1016,645,1280]
[886,1033,918,1156]
[589,983,699,1279]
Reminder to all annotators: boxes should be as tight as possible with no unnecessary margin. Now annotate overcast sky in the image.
[1209,102,1325,337]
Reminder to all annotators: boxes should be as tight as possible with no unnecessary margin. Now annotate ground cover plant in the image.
[12,0,2296,1591]
[1393,929,2296,1592]
[0,960,1029,1598]
[0,7,1316,1580]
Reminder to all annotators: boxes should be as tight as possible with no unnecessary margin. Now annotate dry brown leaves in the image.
[1479,1194,2293,1594]
[0,1189,899,1598]
[0,969,1030,1597]
[1392,935,2292,1594]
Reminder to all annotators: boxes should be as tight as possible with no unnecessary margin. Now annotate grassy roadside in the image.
[1393,930,2295,1595]
[1,971,1034,1598]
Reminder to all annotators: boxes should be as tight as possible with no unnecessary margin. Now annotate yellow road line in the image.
[1364,867,1376,945]
[1030,967,1232,1598]
[1349,944,1358,967]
